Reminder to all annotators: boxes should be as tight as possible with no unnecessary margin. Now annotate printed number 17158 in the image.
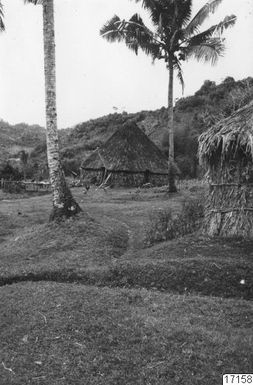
[223,375,253,384]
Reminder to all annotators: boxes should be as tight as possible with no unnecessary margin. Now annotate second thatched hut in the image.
[199,101,253,238]
[80,121,169,187]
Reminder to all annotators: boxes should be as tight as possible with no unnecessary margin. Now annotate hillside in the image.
[60,76,253,177]
[0,120,46,161]
[1,76,253,179]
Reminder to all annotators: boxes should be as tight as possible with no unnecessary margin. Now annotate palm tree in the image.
[100,0,236,192]
[25,0,81,220]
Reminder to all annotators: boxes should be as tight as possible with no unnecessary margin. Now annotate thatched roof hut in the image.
[81,121,169,187]
[199,101,253,238]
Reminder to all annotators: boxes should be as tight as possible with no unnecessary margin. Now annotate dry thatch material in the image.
[199,101,253,169]
[199,101,253,238]
[81,121,168,174]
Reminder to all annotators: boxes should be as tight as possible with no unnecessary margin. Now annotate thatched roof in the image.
[199,101,253,167]
[81,121,168,174]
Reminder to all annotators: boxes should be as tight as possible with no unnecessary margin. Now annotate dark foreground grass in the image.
[0,212,129,276]
[1,283,253,385]
[1,213,252,300]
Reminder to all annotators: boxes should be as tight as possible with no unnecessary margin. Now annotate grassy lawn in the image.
[0,184,252,384]
[1,283,252,385]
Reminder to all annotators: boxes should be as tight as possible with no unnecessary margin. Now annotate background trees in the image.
[19,150,29,180]
[100,0,236,191]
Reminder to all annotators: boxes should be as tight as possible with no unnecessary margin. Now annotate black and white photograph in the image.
[0,0,252,384]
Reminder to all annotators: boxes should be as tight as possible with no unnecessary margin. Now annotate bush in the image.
[181,197,204,229]
[175,155,195,178]
[144,197,204,246]
[30,142,47,158]
[144,208,174,245]
[0,163,22,181]
[104,226,129,257]
[176,95,205,111]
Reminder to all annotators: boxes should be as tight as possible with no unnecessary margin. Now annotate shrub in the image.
[175,155,194,178]
[181,197,204,231]
[104,226,129,257]
[144,208,174,245]
[0,163,22,181]
[144,197,204,246]
[30,142,47,158]
[176,95,205,111]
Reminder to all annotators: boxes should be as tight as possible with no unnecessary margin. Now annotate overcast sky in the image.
[0,0,252,128]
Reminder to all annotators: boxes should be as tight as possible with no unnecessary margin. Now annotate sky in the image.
[0,0,252,128]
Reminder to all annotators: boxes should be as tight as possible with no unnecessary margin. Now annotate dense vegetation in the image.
[1,76,253,181]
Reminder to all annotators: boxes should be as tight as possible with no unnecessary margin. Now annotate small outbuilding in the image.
[199,101,253,238]
[80,121,169,187]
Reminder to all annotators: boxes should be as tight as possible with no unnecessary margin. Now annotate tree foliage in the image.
[100,0,236,89]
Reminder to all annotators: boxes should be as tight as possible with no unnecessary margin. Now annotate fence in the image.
[1,179,51,193]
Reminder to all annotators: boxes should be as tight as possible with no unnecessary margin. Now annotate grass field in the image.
[0,184,252,384]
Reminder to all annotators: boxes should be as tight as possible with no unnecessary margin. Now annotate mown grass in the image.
[1,283,253,385]
[0,184,253,384]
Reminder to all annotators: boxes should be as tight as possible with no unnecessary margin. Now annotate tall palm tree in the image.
[25,0,81,220]
[100,0,236,192]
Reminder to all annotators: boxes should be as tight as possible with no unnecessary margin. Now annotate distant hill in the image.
[0,120,46,161]
[1,76,253,179]
[60,76,253,177]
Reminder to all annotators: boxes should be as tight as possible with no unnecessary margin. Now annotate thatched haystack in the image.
[199,101,253,238]
[81,121,169,187]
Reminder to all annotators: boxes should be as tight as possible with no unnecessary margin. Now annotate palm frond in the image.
[173,58,185,93]
[125,38,139,55]
[134,0,174,29]
[184,0,223,37]
[0,2,5,32]
[185,37,225,65]
[125,14,161,58]
[182,14,236,48]
[127,13,155,39]
[100,15,125,43]
[184,25,218,46]
[101,13,161,59]
[173,0,194,29]
[179,0,193,28]
[133,0,156,10]
[134,0,192,36]
[24,0,43,4]
[214,14,237,35]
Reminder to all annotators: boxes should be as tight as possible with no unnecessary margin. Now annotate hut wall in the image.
[110,171,168,187]
[110,171,144,187]
[203,162,253,238]
[149,173,168,186]
[81,168,168,187]
[81,169,104,185]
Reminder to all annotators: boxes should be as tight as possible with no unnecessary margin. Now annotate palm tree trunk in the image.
[0,1,5,32]
[168,56,177,193]
[43,0,81,221]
